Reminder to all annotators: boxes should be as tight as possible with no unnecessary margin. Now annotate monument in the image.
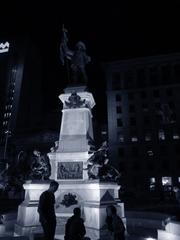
[14,26,125,240]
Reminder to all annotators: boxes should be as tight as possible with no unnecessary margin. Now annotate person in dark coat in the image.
[64,207,86,240]
[38,180,59,240]
[106,205,125,240]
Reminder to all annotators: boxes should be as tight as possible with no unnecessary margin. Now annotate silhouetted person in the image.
[38,180,59,240]
[173,186,180,220]
[64,207,86,240]
[106,205,125,240]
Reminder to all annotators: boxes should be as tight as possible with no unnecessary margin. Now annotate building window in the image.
[162,159,169,170]
[175,144,180,155]
[145,132,151,141]
[117,132,124,142]
[150,177,156,191]
[144,116,150,125]
[132,161,140,171]
[116,94,122,102]
[168,101,175,110]
[158,129,165,141]
[140,91,147,99]
[162,176,172,186]
[117,118,123,127]
[153,89,160,98]
[160,145,168,156]
[132,147,139,157]
[155,102,161,110]
[142,103,149,112]
[137,68,146,87]
[129,104,135,113]
[173,129,180,140]
[161,65,171,84]
[156,104,174,124]
[131,131,138,142]
[166,88,173,97]
[118,148,124,157]
[116,106,122,114]
[149,66,159,86]
[148,162,155,172]
[131,136,138,142]
[112,73,122,90]
[130,117,136,126]
[174,64,180,83]
[128,92,134,100]
[146,147,154,156]
[124,70,134,89]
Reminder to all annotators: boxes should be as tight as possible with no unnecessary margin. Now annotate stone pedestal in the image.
[48,86,95,182]
[15,86,125,240]
[14,181,125,240]
[14,182,49,237]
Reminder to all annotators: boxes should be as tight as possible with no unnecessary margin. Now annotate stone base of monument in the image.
[158,221,180,240]
[14,181,49,238]
[14,181,125,240]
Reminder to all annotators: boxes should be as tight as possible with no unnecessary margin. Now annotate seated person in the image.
[64,207,86,240]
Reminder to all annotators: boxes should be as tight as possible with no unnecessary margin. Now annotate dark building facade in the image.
[0,37,44,169]
[103,53,180,194]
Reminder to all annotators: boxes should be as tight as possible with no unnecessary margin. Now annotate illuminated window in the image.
[147,150,154,156]
[162,176,172,186]
[150,177,155,184]
[159,129,165,141]
[145,132,151,141]
[173,133,180,140]
[3,121,8,126]
[150,177,156,191]
[131,136,138,142]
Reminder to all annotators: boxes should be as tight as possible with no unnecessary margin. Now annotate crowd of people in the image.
[38,180,126,240]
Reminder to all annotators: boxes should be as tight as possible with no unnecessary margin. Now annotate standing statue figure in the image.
[59,25,91,84]
[71,41,91,84]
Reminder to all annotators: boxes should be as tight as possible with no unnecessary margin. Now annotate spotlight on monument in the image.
[146,237,155,240]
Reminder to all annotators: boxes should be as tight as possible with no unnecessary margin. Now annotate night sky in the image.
[1,2,180,124]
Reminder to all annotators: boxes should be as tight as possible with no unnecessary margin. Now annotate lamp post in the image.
[3,129,11,170]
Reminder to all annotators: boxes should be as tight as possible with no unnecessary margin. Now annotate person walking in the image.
[38,180,59,240]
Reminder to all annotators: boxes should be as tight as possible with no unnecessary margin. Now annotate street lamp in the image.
[3,129,11,170]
